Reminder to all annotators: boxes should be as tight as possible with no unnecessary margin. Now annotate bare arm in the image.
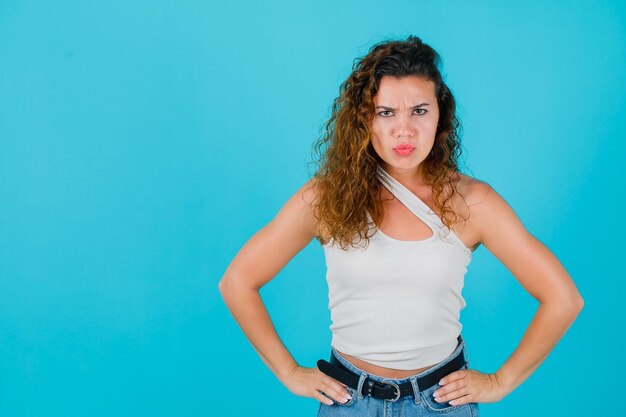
[218,179,353,406]
[218,178,318,383]
[473,183,584,395]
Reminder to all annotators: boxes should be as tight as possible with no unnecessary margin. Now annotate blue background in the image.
[1,1,624,416]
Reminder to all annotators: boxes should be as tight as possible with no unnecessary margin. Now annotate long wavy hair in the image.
[307,35,468,250]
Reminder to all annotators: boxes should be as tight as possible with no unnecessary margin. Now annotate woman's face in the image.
[370,75,440,179]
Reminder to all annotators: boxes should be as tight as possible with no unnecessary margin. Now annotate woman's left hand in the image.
[433,368,508,405]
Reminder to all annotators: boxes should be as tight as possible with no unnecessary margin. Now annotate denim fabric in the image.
[317,337,480,417]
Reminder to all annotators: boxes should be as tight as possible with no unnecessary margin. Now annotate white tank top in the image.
[322,165,473,370]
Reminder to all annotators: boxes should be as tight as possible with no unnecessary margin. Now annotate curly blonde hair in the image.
[307,35,468,250]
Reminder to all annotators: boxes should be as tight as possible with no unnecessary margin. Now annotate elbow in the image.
[569,286,585,311]
[217,277,231,296]
[217,278,235,307]
[542,292,584,315]
[218,277,232,294]
[573,293,585,312]
[570,296,584,323]
[217,275,257,296]
[564,292,584,317]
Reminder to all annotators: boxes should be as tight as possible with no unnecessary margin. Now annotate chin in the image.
[382,159,424,171]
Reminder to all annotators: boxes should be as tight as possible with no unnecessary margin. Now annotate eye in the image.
[414,108,427,115]
[378,110,393,117]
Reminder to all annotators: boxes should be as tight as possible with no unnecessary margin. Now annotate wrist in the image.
[492,371,515,397]
[278,363,301,385]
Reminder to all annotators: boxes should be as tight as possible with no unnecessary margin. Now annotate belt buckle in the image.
[380,381,401,402]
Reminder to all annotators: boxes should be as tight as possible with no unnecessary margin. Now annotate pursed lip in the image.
[393,144,416,150]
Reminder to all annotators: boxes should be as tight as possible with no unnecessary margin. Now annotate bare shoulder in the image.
[453,172,527,247]
[455,172,510,218]
[449,171,492,211]
[291,176,325,237]
[438,171,490,251]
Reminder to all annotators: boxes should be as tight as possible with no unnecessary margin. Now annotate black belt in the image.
[316,335,466,402]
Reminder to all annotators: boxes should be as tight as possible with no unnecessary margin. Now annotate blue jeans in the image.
[318,337,480,416]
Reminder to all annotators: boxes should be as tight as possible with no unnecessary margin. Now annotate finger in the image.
[434,380,467,398]
[436,387,469,403]
[314,390,335,405]
[321,377,352,399]
[321,385,352,404]
[449,394,472,406]
[435,388,470,404]
[439,370,467,386]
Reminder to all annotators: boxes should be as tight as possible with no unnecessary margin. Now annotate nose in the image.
[393,114,414,138]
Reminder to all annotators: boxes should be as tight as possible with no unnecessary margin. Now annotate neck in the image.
[380,163,430,188]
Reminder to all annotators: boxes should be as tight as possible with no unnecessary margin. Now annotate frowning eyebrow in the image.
[375,103,430,110]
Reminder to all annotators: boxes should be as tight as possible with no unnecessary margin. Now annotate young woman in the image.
[218,35,584,416]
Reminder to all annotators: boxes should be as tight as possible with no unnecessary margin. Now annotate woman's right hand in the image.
[282,365,353,405]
